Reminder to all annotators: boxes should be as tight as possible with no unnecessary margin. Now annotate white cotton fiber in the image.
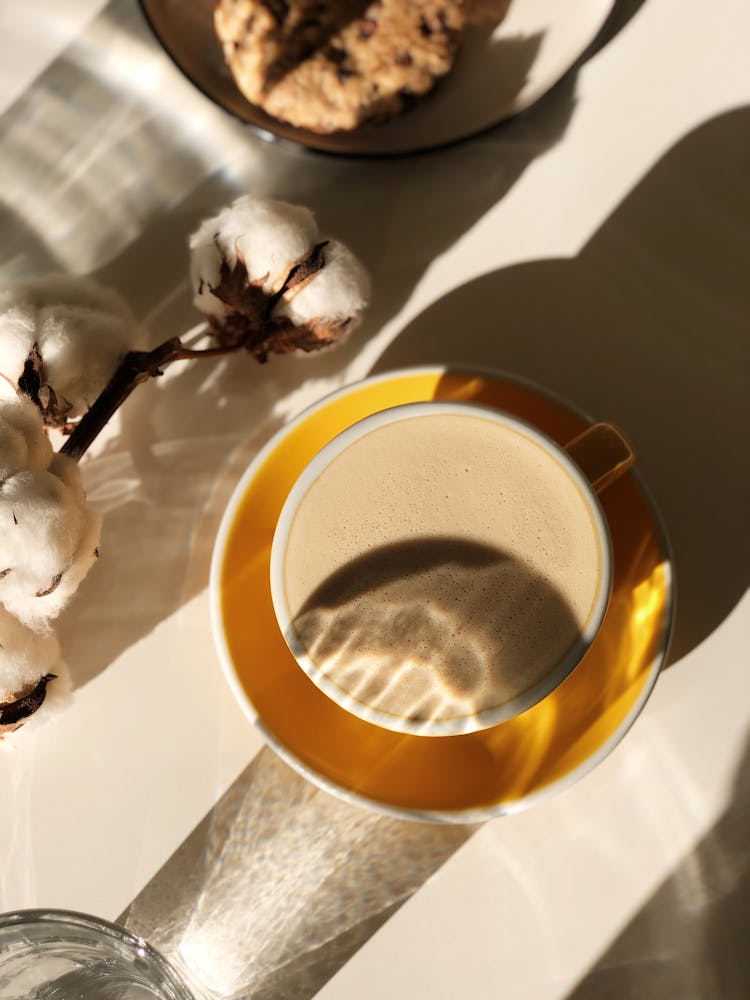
[0,305,36,393]
[190,196,319,318]
[273,239,371,327]
[0,604,62,704]
[0,395,52,480]
[0,274,139,421]
[0,455,102,626]
[189,195,370,353]
[32,304,134,415]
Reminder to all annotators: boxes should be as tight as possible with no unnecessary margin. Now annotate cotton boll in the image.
[36,459,102,622]
[0,468,84,617]
[33,304,135,417]
[18,506,103,625]
[0,455,101,627]
[0,274,139,426]
[46,452,85,503]
[189,196,370,360]
[0,660,71,741]
[0,607,69,739]
[0,604,62,706]
[0,304,37,394]
[0,395,52,480]
[190,195,319,318]
[273,240,371,330]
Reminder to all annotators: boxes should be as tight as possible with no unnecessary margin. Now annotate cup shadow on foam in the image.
[288,537,584,731]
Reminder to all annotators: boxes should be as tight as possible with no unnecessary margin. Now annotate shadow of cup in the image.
[373,109,750,664]
[292,538,584,729]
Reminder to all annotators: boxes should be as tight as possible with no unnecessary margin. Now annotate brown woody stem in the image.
[61,333,248,461]
[59,243,331,462]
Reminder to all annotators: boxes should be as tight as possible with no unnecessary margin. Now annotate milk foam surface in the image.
[283,413,602,723]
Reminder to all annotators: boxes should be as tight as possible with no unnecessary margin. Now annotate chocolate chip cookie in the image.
[214,0,466,134]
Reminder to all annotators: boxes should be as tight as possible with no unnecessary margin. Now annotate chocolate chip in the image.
[324,45,347,65]
[419,12,445,36]
[395,52,413,67]
[358,17,377,38]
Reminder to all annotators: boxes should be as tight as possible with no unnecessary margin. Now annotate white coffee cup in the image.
[270,401,632,737]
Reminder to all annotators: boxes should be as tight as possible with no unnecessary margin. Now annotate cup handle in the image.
[564,423,635,494]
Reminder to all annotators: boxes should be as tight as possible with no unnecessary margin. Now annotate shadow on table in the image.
[374,107,750,665]
[566,732,750,1000]
[121,747,478,1000]
[100,101,750,1000]
[583,0,649,60]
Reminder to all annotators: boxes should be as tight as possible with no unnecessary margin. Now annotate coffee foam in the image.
[283,413,602,723]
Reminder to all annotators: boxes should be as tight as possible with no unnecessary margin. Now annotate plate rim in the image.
[138,0,617,158]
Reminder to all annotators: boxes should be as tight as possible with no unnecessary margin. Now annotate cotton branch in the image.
[61,229,367,461]
[59,334,245,461]
[0,195,370,735]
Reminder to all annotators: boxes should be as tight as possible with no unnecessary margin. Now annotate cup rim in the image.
[269,398,613,737]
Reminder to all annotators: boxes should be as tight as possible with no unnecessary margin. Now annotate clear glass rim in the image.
[0,908,194,999]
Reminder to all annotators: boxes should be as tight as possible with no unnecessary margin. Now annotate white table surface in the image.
[1,1,748,998]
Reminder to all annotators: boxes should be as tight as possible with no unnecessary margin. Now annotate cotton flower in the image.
[273,239,369,327]
[189,195,370,360]
[0,604,64,735]
[0,198,371,737]
[190,196,319,318]
[0,394,53,480]
[0,274,139,428]
[0,453,101,627]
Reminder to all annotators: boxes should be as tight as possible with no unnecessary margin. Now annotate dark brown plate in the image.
[139,0,614,156]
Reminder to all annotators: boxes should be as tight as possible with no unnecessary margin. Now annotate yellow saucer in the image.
[212,368,673,821]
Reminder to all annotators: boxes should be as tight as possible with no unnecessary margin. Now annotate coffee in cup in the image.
[270,402,632,735]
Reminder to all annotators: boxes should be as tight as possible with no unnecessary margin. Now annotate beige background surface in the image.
[0,1,748,998]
